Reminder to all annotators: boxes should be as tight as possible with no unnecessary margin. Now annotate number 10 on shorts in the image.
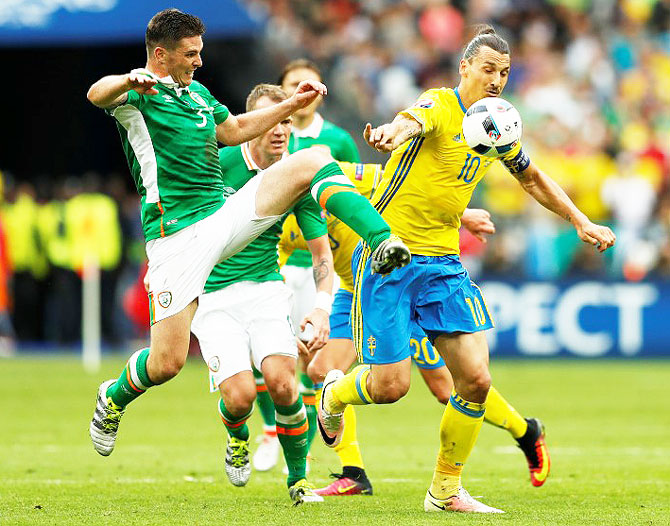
[465,297,487,326]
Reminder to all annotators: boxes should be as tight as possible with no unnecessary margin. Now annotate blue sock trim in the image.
[355,366,373,405]
[313,382,323,390]
[449,393,485,418]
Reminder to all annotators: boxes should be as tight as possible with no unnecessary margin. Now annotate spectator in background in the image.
[0,171,16,356]
[602,152,657,276]
[1,178,48,342]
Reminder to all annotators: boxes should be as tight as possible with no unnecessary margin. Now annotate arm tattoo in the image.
[313,259,329,287]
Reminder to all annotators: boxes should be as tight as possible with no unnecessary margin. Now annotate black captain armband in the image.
[502,147,531,174]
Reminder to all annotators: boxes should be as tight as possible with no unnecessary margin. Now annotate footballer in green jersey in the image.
[248,59,363,474]
[191,84,333,499]
[87,12,410,503]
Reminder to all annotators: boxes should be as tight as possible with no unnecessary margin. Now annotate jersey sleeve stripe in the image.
[373,137,419,212]
[376,137,425,214]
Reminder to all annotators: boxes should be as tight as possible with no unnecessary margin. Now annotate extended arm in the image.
[363,114,422,153]
[300,234,335,352]
[511,160,616,252]
[216,80,327,146]
[87,72,158,108]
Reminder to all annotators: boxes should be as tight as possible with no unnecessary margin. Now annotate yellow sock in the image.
[327,365,372,413]
[430,392,485,499]
[317,385,365,469]
[334,405,365,468]
[484,386,528,439]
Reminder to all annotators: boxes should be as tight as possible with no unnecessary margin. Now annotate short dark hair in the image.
[462,24,510,61]
[278,59,322,86]
[146,9,205,51]
[246,84,288,112]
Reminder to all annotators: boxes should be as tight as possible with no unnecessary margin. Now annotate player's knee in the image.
[291,148,333,184]
[222,386,256,415]
[434,390,451,405]
[460,369,491,402]
[265,375,297,406]
[306,358,326,384]
[152,355,186,383]
[370,380,409,404]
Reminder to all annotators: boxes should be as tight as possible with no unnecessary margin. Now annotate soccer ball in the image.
[461,97,522,157]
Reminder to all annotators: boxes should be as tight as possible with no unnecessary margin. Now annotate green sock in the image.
[276,395,309,487]
[310,162,390,251]
[299,373,318,450]
[253,367,276,429]
[218,398,251,441]
[105,348,154,408]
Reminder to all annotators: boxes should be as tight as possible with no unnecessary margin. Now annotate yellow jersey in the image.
[279,161,382,293]
[372,87,521,256]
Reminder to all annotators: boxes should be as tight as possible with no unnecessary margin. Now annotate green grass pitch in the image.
[1,357,669,525]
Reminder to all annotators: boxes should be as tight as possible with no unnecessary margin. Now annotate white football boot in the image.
[89,380,125,456]
[316,369,345,447]
[224,436,251,487]
[424,487,504,514]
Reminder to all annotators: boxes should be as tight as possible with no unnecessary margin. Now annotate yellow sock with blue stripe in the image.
[430,392,485,499]
[327,365,372,413]
[316,385,365,469]
[484,386,528,439]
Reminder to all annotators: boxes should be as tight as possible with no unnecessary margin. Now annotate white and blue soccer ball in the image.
[461,97,522,157]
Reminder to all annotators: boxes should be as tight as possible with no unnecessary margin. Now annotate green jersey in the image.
[288,112,360,163]
[204,143,327,293]
[286,112,359,267]
[109,69,229,241]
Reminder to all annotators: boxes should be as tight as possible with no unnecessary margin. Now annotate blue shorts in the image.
[330,288,446,369]
[351,244,494,366]
[330,289,355,340]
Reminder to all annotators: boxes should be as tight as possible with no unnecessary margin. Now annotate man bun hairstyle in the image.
[246,84,288,112]
[278,58,322,86]
[146,9,206,51]
[462,24,510,61]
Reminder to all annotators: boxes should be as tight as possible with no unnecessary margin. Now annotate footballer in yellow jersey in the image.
[372,86,518,256]
[319,25,615,513]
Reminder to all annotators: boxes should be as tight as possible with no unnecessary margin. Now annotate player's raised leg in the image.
[90,300,197,456]
[255,149,410,274]
[425,331,502,514]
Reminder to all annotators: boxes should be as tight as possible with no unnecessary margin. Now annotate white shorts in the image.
[146,175,281,324]
[281,264,340,341]
[281,265,316,341]
[191,281,298,391]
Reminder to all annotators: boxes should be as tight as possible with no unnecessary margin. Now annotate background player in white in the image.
[191,84,333,503]
[252,59,364,471]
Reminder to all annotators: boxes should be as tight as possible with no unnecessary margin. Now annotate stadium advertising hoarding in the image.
[482,280,669,358]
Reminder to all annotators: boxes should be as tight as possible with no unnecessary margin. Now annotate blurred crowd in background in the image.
[1,0,669,347]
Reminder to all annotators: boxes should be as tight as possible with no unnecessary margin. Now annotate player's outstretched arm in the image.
[512,162,616,252]
[363,114,422,153]
[462,208,496,243]
[300,235,334,352]
[216,80,327,146]
[87,72,158,108]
